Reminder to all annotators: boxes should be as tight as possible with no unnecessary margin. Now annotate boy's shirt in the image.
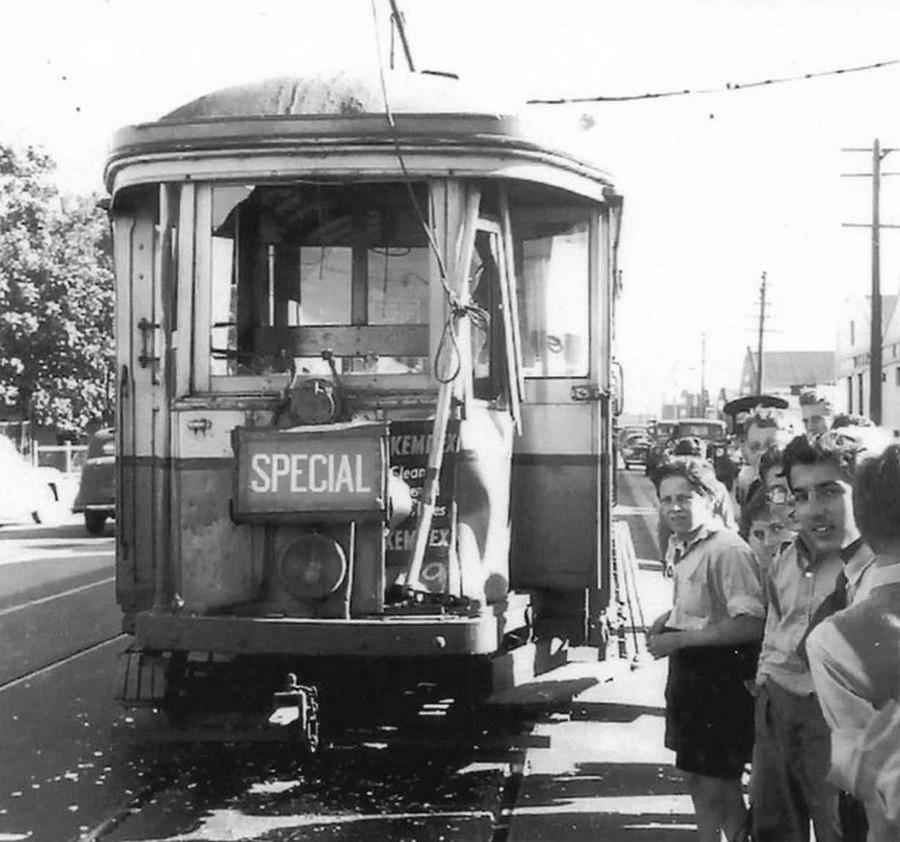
[756,535,875,696]
[665,523,765,631]
[807,567,900,840]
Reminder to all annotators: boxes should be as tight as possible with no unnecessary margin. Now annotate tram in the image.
[107,73,623,743]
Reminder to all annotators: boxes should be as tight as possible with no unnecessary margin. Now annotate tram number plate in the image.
[232,426,386,521]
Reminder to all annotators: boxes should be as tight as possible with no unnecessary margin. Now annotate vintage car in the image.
[616,425,648,449]
[0,436,65,525]
[644,421,677,476]
[620,432,652,470]
[72,428,115,535]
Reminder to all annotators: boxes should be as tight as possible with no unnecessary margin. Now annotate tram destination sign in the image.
[232,424,387,523]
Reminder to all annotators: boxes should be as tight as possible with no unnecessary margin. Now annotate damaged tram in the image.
[108,75,623,743]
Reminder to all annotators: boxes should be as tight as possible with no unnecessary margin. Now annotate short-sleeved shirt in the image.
[756,536,876,696]
[665,523,766,631]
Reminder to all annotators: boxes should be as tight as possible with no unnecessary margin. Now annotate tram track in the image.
[71,706,533,842]
[0,633,127,696]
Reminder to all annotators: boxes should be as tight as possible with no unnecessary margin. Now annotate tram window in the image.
[206,183,430,380]
[469,230,506,401]
[297,247,352,325]
[367,248,429,325]
[508,190,592,378]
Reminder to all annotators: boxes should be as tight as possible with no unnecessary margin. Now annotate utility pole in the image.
[699,332,707,416]
[756,272,767,395]
[842,139,900,425]
[871,140,883,425]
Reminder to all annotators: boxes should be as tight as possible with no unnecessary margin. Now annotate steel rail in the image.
[0,633,127,695]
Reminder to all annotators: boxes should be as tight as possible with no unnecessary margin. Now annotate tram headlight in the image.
[279,533,347,600]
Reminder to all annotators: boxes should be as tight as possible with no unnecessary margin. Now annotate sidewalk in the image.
[506,524,695,840]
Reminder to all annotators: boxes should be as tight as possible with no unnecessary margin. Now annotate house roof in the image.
[743,350,835,391]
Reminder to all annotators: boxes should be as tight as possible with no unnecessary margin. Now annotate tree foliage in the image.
[0,144,114,436]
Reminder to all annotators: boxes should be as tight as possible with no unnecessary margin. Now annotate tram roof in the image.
[105,74,617,198]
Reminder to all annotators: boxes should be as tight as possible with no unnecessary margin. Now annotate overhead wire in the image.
[527,57,900,105]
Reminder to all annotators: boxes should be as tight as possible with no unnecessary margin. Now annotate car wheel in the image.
[85,512,106,535]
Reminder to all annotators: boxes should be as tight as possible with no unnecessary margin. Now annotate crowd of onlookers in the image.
[646,392,900,842]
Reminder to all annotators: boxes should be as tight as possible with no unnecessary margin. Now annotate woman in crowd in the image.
[646,457,766,842]
[807,443,900,840]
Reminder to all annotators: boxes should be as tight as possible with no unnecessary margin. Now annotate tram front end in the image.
[107,74,621,741]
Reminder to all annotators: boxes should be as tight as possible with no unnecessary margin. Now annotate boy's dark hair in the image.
[672,436,704,457]
[740,484,773,540]
[799,390,832,409]
[758,445,785,482]
[782,432,862,488]
[853,444,900,551]
[651,456,718,499]
[743,406,790,436]
[831,413,874,430]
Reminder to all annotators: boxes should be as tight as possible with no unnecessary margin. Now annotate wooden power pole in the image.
[871,140,883,425]
[842,139,900,426]
[756,271,767,394]
[700,332,707,416]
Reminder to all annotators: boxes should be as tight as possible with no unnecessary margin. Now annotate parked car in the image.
[644,421,678,476]
[620,433,652,470]
[616,424,649,450]
[0,436,65,525]
[73,428,116,535]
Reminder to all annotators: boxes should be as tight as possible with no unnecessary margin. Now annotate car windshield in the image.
[87,433,116,458]
[675,422,725,441]
[654,423,676,440]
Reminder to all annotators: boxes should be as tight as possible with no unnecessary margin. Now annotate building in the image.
[738,348,836,404]
[835,293,900,433]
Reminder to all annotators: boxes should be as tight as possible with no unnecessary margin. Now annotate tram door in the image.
[115,184,179,622]
[509,189,615,647]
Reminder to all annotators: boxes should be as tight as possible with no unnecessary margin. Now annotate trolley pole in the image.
[756,272,767,395]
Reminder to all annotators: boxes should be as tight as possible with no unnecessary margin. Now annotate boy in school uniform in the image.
[752,433,876,842]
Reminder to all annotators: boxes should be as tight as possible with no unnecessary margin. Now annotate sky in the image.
[2,0,899,414]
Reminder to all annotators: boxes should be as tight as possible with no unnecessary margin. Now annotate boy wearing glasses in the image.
[743,487,793,572]
[751,434,876,841]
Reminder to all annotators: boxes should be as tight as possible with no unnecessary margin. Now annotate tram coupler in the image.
[269,673,319,752]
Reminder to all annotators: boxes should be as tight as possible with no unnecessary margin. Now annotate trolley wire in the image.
[528,57,900,105]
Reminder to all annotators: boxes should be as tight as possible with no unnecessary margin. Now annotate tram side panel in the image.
[510,399,601,644]
[116,199,169,627]
[174,413,263,615]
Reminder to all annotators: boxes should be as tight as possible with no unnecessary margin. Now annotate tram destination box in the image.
[231,423,388,523]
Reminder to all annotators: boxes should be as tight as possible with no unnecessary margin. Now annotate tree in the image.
[0,144,114,437]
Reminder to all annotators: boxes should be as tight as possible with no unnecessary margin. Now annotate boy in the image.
[752,433,875,842]
[742,486,792,572]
